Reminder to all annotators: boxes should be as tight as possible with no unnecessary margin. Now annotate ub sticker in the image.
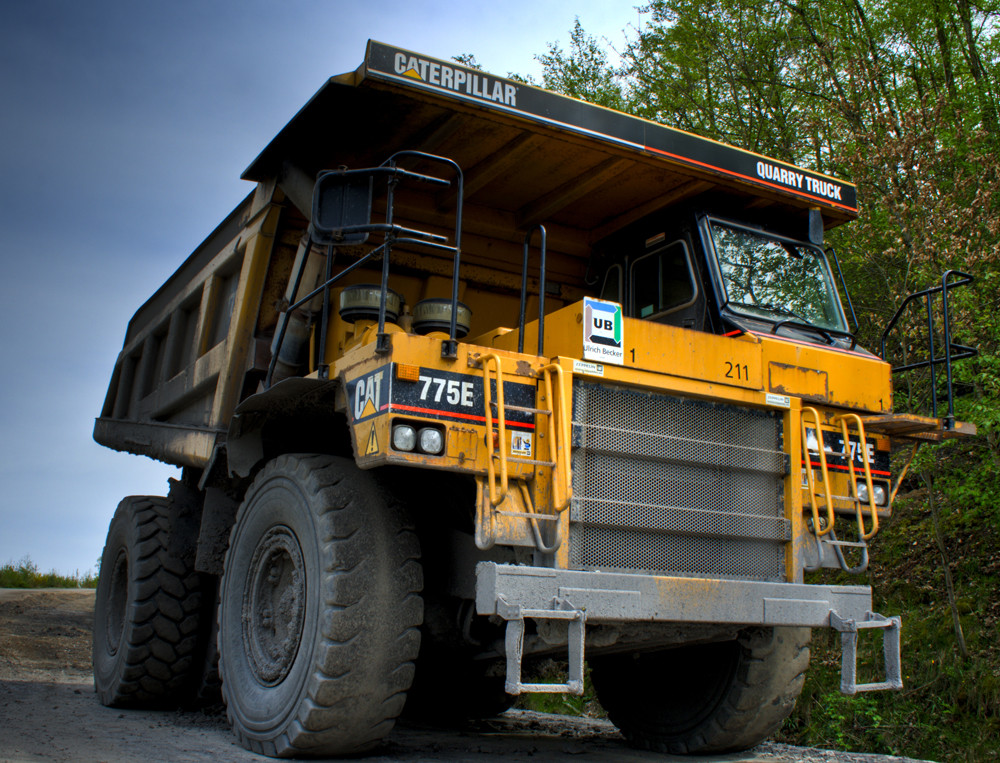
[582,297,623,365]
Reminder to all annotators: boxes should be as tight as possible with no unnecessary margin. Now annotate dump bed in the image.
[95,40,858,468]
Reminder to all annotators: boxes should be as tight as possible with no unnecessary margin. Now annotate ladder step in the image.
[490,403,551,416]
[496,510,559,521]
[831,612,902,694]
[503,604,586,696]
[491,454,557,467]
[823,539,868,548]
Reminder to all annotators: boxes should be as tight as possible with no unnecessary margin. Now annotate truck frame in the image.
[92,41,975,757]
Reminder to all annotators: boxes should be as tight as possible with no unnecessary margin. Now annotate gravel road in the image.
[0,589,934,763]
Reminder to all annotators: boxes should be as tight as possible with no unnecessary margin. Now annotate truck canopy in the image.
[246,40,858,241]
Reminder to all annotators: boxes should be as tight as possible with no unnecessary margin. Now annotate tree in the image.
[536,18,626,110]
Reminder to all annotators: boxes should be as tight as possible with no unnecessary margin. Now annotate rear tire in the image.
[591,627,810,754]
[92,496,205,707]
[218,454,423,757]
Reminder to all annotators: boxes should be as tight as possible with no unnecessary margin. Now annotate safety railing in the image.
[800,407,835,537]
[880,270,976,429]
[265,151,465,387]
[518,225,547,356]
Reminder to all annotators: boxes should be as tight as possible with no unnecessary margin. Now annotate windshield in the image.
[709,220,848,333]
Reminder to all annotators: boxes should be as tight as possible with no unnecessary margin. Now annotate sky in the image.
[0,0,642,576]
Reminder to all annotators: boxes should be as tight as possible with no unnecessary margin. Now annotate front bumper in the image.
[476,563,902,696]
[476,562,873,626]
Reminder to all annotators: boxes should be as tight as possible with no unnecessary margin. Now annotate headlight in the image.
[418,427,444,455]
[392,424,416,452]
[856,480,888,506]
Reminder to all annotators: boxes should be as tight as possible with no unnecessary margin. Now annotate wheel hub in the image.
[243,525,306,685]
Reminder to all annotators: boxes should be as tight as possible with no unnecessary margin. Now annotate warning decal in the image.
[365,425,379,456]
[511,431,532,458]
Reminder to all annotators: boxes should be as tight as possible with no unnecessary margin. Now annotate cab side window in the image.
[630,241,698,321]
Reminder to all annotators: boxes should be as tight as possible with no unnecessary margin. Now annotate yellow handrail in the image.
[801,406,835,537]
[481,355,571,515]
[836,413,880,540]
[481,353,508,506]
[474,478,497,549]
[518,481,563,553]
[540,363,572,512]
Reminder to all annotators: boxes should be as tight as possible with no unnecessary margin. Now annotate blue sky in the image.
[0,1,640,575]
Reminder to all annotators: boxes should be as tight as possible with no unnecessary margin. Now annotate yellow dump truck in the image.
[93,41,976,757]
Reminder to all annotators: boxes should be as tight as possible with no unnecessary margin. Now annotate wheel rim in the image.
[104,549,129,656]
[243,525,306,686]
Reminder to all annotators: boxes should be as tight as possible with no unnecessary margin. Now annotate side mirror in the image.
[808,208,824,246]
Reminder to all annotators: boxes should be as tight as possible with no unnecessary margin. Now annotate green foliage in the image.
[512,660,606,718]
[781,498,1000,761]
[0,556,98,589]
[452,53,483,71]
[536,19,626,110]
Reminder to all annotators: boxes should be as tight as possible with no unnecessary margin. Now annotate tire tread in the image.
[220,454,423,758]
[596,627,811,755]
[93,496,204,708]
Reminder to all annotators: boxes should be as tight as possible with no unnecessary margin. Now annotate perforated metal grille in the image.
[569,381,789,582]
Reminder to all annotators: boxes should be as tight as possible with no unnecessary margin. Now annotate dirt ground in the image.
[0,589,933,763]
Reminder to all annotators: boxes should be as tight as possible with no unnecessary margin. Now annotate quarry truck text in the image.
[92,41,976,757]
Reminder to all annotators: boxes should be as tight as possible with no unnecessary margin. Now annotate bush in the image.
[0,556,98,589]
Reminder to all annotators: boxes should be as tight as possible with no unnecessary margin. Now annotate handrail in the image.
[267,151,466,385]
[539,363,572,512]
[474,480,497,550]
[836,414,879,540]
[381,151,465,358]
[518,225,547,356]
[518,482,562,553]
[800,407,835,536]
[481,356,570,514]
[481,353,509,506]
[879,270,976,428]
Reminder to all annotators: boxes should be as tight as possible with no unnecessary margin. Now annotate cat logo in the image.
[365,425,379,456]
[353,369,385,421]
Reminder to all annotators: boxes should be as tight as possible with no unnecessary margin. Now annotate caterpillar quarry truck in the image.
[93,40,977,757]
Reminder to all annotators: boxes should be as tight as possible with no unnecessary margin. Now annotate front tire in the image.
[591,627,810,754]
[218,454,422,757]
[92,496,205,707]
